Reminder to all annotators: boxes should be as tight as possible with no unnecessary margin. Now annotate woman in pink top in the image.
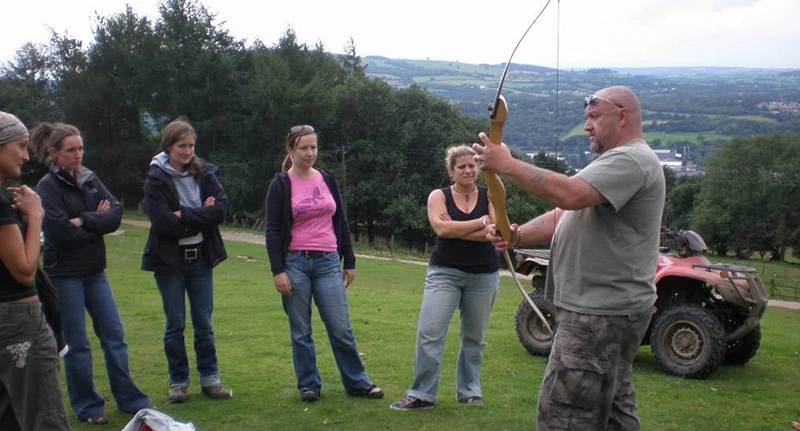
[265,125,383,403]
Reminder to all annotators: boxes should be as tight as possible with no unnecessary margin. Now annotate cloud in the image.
[1,0,798,68]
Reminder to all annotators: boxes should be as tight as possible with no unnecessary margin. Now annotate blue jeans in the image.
[282,251,373,393]
[407,265,499,403]
[52,272,149,420]
[154,251,222,389]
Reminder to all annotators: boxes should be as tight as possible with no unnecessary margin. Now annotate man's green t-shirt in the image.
[545,139,666,315]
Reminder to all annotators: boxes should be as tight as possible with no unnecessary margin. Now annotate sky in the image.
[2,0,799,69]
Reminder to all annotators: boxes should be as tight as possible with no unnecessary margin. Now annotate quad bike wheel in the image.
[723,324,761,366]
[514,291,556,357]
[650,304,726,379]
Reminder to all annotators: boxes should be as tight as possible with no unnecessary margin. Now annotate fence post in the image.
[769,279,775,297]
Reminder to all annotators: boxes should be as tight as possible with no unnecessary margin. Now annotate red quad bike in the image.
[512,228,768,379]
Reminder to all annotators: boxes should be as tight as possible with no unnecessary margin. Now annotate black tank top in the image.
[0,194,37,302]
[429,185,499,273]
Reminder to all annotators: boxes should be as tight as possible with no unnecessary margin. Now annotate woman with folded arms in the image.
[391,144,500,411]
[32,121,150,425]
[142,116,232,404]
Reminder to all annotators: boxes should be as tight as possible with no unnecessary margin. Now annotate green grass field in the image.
[63,224,800,430]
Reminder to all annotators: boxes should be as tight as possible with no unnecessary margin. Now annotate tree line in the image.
[0,0,555,250]
[1,0,797,260]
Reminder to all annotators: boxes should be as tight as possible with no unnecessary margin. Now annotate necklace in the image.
[452,185,477,203]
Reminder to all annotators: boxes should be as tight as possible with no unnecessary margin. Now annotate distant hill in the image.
[363,56,800,169]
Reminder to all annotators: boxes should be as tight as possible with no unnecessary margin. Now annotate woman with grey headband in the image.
[0,111,70,430]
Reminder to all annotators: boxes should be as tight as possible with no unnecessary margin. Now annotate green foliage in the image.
[2,0,799,257]
[664,174,702,229]
[692,134,800,260]
[0,42,58,125]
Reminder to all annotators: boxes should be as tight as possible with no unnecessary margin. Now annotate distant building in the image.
[524,152,565,162]
[653,148,701,176]
[757,101,800,113]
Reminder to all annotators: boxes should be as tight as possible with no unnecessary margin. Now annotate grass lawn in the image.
[704,253,800,301]
[64,224,800,430]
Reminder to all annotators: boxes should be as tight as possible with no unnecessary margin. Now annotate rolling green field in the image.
[562,122,729,145]
[640,111,778,124]
[62,224,800,430]
[643,131,729,145]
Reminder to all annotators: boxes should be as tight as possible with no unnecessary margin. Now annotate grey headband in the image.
[0,111,29,146]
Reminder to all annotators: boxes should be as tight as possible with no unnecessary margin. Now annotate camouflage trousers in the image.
[0,302,70,431]
[537,307,654,431]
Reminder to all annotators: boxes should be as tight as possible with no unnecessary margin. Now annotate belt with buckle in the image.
[180,246,201,260]
[297,250,326,258]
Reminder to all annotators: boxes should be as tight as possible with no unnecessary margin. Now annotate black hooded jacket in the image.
[141,157,227,275]
[36,166,121,277]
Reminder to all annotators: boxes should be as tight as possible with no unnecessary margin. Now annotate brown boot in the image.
[202,384,233,399]
[168,386,188,403]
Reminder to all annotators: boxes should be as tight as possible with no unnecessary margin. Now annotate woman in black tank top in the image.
[0,111,70,430]
[391,145,500,410]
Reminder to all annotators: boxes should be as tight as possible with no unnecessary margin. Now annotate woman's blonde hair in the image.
[444,144,477,180]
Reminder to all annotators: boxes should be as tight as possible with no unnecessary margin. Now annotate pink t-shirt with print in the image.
[288,170,338,252]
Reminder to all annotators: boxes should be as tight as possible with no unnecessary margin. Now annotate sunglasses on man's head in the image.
[584,94,624,109]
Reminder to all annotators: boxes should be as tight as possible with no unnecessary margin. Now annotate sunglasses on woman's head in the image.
[288,125,314,138]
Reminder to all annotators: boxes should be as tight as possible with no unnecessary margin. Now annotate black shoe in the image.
[300,388,320,402]
[347,384,384,399]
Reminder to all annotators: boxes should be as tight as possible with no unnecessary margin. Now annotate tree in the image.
[664,174,702,229]
[151,0,244,151]
[340,36,365,77]
[692,134,800,261]
[0,42,60,184]
[0,43,58,123]
[50,7,160,205]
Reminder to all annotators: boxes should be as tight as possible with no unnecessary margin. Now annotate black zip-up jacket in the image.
[265,169,355,276]
[36,166,122,278]
[141,158,227,275]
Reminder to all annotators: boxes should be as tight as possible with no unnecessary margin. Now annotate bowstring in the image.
[494,0,553,103]
[553,0,561,231]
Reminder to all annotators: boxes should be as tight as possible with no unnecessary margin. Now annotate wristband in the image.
[481,216,487,228]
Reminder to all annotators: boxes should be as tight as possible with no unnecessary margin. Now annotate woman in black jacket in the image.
[142,116,231,404]
[32,122,150,425]
[265,124,382,403]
